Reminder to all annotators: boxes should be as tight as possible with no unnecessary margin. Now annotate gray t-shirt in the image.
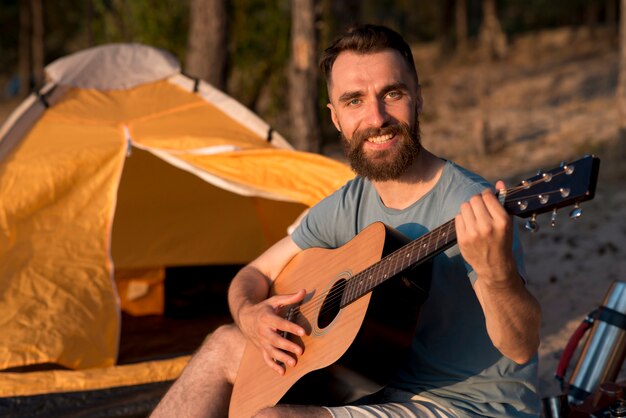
[291,160,540,417]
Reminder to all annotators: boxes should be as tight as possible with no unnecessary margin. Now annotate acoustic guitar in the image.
[229,155,600,418]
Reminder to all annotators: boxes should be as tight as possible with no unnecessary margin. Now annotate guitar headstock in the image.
[502,155,600,221]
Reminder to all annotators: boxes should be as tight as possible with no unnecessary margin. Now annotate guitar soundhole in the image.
[317,278,346,329]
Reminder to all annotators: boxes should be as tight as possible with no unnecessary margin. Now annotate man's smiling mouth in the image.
[366,133,394,144]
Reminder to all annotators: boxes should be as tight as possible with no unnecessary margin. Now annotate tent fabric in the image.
[0,114,126,370]
[45,43,180,90]
[0,43,354,376]
[0,356,189,397]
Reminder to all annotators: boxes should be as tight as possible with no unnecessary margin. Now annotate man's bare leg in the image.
[151,324,246,418]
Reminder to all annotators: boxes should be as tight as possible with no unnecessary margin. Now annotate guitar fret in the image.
[342,220,459,307]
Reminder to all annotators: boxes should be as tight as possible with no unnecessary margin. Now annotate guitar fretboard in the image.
[340,220,457,307]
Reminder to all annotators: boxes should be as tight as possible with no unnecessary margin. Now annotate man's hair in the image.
[319,24,419,86]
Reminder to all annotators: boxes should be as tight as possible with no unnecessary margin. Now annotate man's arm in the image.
[228,235,307,374]
[455,181,541,365]
[149,237,306,418]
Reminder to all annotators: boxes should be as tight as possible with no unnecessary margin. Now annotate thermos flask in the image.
[568,281,626,405]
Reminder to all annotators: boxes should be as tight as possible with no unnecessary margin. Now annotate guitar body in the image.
[229,155,601,418]
[229,222,431,418]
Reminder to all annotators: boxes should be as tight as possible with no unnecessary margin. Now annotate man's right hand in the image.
[237,289,307,375]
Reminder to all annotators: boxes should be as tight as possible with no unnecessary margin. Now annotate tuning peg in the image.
[569,203,583,219]
[560,161,575,175]
[525,214,539,232]
[550,208,557,227]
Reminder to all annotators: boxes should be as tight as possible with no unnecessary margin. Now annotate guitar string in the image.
[291,181,571,321]
[285,167,576,321]
[292,185,569,322]
[291,220,454,320]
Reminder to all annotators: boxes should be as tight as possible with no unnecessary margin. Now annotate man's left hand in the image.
[455,180,517,288]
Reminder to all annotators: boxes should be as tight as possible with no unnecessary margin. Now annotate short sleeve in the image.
[290,178,362,250]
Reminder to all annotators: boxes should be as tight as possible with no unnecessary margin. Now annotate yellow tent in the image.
[0,43,353,407]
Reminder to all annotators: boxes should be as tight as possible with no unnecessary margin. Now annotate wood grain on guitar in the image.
[229,155,600,418]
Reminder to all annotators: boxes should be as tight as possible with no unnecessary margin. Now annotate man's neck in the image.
[371,148,445,210]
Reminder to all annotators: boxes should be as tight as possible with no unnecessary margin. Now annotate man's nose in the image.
[364,100,390,128]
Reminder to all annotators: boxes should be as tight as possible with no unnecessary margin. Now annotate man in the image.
[151,24,541,418]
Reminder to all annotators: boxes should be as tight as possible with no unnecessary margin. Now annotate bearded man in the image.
[151,24,541,418]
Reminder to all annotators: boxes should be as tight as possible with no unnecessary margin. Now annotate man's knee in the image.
[196,323,246,383]
[204,323,245,349]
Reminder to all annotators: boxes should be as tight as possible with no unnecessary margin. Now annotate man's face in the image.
[326,50,422,181]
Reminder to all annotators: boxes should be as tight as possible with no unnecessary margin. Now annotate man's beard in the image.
[342,118,421,181]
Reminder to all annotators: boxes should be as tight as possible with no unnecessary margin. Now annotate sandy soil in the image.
[521,158,626,397]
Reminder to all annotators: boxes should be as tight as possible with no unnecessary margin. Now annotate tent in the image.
[0,43,353,413]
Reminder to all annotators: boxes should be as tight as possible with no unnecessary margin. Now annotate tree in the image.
[455,0,468,54]
[18,0,31,96]
[478,0,507,61]
[585,0,599,38]
[289,0,320,152]
[17,0,45,96]
[30,0,44,89]
[618,0,626,156]
[186,0,228,90]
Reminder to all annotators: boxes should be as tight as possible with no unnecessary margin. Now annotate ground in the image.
[410,26,626,397]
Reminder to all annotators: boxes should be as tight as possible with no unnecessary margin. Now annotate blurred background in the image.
[1,0,625,175]
[1,0,626,398]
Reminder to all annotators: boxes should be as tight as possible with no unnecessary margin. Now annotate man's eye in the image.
[349,98,361,106]
[386,91,402,99]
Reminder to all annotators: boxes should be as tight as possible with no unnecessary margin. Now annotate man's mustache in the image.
[352,124,407,144]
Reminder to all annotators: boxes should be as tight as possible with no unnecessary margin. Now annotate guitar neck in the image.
[339,154,600,308]
[341,220,457,307]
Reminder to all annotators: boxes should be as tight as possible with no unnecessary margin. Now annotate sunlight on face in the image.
[327,50,421,180]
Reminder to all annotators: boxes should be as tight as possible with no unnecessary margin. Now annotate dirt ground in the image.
[409,26,626,397]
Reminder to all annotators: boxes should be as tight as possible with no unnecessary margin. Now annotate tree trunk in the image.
[618,0,626,157]
[455,0,468,54]
[289,0,320,152]
[439,0,455,55]
[585,0,599,38]
[478,0,507,61]
[18,0,31,96]
[86,0,95,47]
[30,0,45,89]
[606,0,618,29]
[186,0,228,90]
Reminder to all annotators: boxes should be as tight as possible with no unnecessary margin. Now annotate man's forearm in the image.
[228,265,271,327]
[475,274,541,364]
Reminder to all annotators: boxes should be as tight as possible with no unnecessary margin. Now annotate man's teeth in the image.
[367,133,393,144]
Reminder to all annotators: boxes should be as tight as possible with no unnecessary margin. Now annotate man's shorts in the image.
[322,387,460,418]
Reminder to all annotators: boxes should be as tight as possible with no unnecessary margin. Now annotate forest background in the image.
[1,0,626,397]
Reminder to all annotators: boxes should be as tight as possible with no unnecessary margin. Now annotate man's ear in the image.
[415,85,424,113]
[327,103,341,132]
